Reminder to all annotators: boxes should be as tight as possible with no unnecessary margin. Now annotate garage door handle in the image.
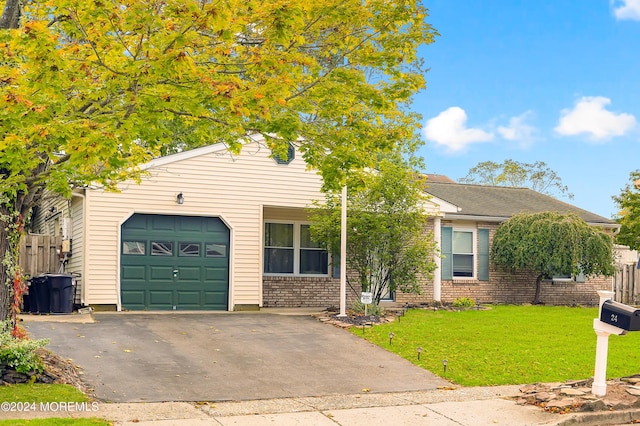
[173,269,178,277]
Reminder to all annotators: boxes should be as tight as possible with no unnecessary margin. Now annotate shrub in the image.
[0,321,49,374]
[351,299,385,316]
[452,297,475,308]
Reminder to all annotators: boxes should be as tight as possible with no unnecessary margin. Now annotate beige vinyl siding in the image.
[83,142,325,309]
[67,195,84,303]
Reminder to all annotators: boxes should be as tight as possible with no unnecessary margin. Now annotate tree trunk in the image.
[0,0,21,29]
[533,273,543,305]
[0,215,12,322]
[0,196,32,323]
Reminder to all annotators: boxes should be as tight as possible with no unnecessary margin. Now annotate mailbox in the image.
[600,300,640,331]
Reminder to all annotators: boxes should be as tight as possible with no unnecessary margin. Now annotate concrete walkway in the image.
[5,387,639,425]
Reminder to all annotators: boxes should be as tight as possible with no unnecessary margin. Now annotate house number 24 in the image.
[610,314,618,323]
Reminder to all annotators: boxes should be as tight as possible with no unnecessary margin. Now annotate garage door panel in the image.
[122,215,147,230]
[205,267,228,282]
[178,216,203,232]
[151,216,176,232]
[122,265,146,280]
[204,291,228,307]
[177,266,202,281]
[206,219,228,233]
[121,214,229,311]
[176,291,200,305]
[149,266,174,281]
[149,290,173,305]
[121,291,146,308]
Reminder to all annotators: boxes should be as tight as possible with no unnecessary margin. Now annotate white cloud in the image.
[497,111,537,147]
[612,0,640,20]
[423,107,494,152]
[554,96,636,140]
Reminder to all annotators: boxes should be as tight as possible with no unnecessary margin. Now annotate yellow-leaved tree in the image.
[0,0,436,323]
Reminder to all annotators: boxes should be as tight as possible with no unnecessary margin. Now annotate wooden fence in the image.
[613,263,640,305]
[18,234,62,277]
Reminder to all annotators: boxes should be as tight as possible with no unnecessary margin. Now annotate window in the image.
[272,142,295,165]
[452,230,474,277]
[441,227,490,281]
[264,222,328,275]
[123,241,145,255]
[179,242,200,257]
[151,241,173,256]
[550,270,585,283]
[206,243,227,257]
[300,225,328,274]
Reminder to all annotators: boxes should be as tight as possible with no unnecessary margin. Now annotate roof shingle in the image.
[425,181,616,226]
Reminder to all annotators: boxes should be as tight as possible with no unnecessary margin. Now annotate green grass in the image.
[0,384,88,403]
[0,420,108,426]
[353,305,640,386]
[0,385,108,426]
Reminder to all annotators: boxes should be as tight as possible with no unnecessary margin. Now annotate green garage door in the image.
[121,214,230,310]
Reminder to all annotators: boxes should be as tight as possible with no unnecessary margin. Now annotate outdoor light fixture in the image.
[417,346,422,360]
[389,332,395,345]
[442,359,448,373]
[176,192,184,205]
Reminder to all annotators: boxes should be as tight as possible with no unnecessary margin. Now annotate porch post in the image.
[338,185,347,317]
[433,216,442,302]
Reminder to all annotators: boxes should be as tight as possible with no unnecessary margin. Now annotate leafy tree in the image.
[613,170,640,250]
[309,157,438,305]
[491,211,615,304]
[0,0,437,322]
[459,160,573,199]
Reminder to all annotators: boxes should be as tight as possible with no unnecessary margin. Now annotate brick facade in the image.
[263,219,613,308]
[397,221,612,307]
[262,276,342,307]
[395,273,611,307]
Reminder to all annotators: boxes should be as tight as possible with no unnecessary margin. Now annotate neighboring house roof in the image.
[425,181,617,228]
[425,173,456,183]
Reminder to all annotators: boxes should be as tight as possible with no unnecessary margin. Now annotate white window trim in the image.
[452,227,477,280]
[263,220,329,277]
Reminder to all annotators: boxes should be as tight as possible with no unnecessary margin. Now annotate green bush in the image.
[452,297,475,308]
[0,321,49,374]
[351,299,385,316]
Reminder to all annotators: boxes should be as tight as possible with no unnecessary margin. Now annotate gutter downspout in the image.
[433,216,442,302]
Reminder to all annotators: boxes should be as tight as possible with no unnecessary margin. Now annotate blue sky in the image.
[414,0,640,219]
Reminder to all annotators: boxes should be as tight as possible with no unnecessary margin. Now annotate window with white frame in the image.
[264,222,328,275]
[452,229,475,278]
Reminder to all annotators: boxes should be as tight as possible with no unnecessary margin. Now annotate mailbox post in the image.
[592,291,627,397]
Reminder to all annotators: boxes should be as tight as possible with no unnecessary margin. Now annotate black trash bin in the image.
[47,274,74,314]
[30,275,50,314]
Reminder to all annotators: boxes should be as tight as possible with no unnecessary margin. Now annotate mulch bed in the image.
[1,349,93,396]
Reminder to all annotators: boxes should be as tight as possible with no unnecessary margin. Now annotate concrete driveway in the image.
[24,312,449,403]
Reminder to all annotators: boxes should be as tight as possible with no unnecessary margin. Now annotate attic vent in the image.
[272,143,295,165]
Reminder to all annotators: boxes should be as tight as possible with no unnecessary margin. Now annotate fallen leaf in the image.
[361,388,370,393]
[123,349,132,353]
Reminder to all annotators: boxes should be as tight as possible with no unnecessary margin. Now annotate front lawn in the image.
[0,384,108,426]
[353,305,640,386]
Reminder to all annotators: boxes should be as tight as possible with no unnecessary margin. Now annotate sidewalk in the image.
[5,387,640,425]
